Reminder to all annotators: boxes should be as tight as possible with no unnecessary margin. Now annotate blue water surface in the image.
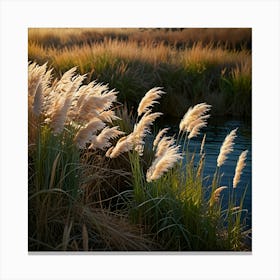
[159,116,252,229]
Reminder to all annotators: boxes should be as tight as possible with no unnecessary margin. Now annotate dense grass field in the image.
[28,53,251,251]
[28,28,252,119]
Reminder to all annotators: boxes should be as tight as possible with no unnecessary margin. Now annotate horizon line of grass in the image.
[28,36,251,119]
[28,28,252,51]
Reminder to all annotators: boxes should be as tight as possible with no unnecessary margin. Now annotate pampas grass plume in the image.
[74,118,105,148]
[132,110,162,153]
[200,133,206,155]
[107,134,135,158]
[210,186,227,206]
[146,136,182,182]
[153,128,169,148]
[217,128,238,167]
[179,103,211,133]
[233,150,248,188]
[137,87,165,116]
[89,126,125,150]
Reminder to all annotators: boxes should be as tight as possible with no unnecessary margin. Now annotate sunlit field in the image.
[28,28,251,251]
[29,28,251,118]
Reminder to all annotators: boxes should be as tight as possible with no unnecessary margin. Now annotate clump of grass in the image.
[28,62,153,250]
[29,63,251,251]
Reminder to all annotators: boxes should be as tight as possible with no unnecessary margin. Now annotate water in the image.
[159,116,252,228]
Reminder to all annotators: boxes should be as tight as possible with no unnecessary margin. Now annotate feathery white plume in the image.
[153,128,169,149]
[179,103,211,137]
[217,128,238,167]
[146,136,182,182]
[137,87,165,116]
[233,150,248,188]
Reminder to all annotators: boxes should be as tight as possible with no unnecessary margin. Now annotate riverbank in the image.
[28,62,251,251]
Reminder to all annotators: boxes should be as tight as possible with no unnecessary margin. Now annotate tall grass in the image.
[28,28,251,118]
[28,28,251,50]
[28,62,251,251]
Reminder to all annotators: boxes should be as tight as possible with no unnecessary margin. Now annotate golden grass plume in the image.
[210,186,228,206]
[217,128,238,167]
[179,103,211,138]
[137,87,165,117]
[132,110,162,151]
[153,127,169,149]
[233,150,248,188]
[89,126,125,150]
[146,136,182,182]
[106,134,135,158]
[200,133,206,155]
[74,118,106,148]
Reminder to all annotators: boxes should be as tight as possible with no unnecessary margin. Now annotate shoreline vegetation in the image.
[28,28,252,119]
[28,60,251,251]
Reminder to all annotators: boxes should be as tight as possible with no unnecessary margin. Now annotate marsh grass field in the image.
[28,28,252,251]
[29,28,251,119]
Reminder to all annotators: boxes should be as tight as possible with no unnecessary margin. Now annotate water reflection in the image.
[159,116,252,228]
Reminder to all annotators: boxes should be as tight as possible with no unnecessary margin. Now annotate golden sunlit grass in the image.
[28,28,251,50]
[29,62,251,251]
[28,28,251,118]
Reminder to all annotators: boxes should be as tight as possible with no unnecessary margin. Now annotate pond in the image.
[159,116,252,229]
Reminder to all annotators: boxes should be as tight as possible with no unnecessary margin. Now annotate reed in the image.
[29,63,251,251]
[146,136,182,182]
[233,150,248,188]
[137,87,165,116]
[217,128,238,167]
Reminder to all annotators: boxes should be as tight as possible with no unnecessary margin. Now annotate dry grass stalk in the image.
[210,186,228,206]
[67,81,117,124]
[49,91,73,134]
[153,128,169,149]
[233,150,248,188]
[137,87,165,116]
[43,67,80,133]
[32,80,43,116]
[200,133,206,155]
[132,110,162,153]
[76,89,117,123]
[155,136,175,158]
[49,152,61,189]
[98,109,120,123]
[28,62,52,117]
[146,136,182,182]
[188,120,207,139]
[89,126,125,150]
[28,62,47,97]
[82,224,89,251]
[106,134,135,158]
[179,103,211,132]
[217,128,238,167]
[105,109,163,158]
[74,118,105,148]
[62,220,73,250]
[196,153,205,178]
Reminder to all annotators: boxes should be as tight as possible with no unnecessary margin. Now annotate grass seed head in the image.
[146,136,182,182]
[217,128,238,167]
[233,150,248,188]
[153,127,169,149]
[137,87,165,117]
[179,103,211,133]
